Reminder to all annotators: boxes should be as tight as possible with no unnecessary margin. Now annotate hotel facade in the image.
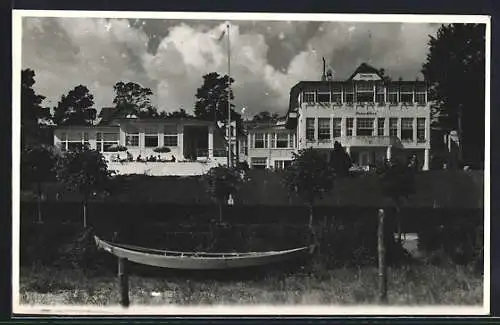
[246,63,431,171]
[53,63,432,175]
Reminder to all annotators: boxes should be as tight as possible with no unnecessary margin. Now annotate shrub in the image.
[105,145,127,152]
[153,146,171,153]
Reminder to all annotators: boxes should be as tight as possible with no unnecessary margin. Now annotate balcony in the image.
[305,136,403,148]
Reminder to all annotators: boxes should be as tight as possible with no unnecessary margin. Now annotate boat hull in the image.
[95,236,314,270]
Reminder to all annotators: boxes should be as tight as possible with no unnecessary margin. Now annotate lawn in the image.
[19,260,483,306]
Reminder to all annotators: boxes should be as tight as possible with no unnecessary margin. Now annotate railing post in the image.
[378,208,388,304]
[118,257,130,307]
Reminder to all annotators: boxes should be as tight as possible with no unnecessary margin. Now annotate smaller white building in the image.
[53,114,230,176]
[244,119,296,169]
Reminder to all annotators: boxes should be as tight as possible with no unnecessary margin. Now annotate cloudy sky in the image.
[22,16,441,117]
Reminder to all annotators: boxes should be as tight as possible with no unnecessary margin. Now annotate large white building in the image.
[245,63,431,171]
[53,63,432,175]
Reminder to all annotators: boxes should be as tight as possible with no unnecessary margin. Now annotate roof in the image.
[114,117,214,126]
[284,63,429,128]
[347,62,383,80]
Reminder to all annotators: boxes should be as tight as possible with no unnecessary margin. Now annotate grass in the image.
[19,261,483,306]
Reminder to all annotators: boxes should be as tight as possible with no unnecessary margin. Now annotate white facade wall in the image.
[296,103,431,151]
[53,120,216,171]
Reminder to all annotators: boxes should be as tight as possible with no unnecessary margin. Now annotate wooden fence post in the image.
[118,257,130,307]
[377,208,388,304]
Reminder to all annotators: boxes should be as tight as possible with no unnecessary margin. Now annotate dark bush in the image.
[153,146,171,153]
[417,209,483,268]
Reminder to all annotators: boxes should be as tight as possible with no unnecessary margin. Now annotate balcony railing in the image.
[305,136,403,148]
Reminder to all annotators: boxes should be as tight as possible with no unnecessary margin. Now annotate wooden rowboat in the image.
[94,235,315,270]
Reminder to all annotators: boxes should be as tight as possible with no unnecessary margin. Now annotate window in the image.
[331,85,342,103]
[400,84,414,103]
[388,84,399,104]
[270,132,276,148]
[417,118,426,142]
[303,92,315,103]
[343,84,354,103]
[318,118,330,140]
[415,84,427,105]
[163,125,178,146]
[145,135,158,147]
[306,118,315,141]
[346,118,354,136]
[126,133,139,147]
[332,118,341,138]
[251,157,267,169]
[377,118,385,136]
[288,134,295,148]
[389,118,398,137]
[65,131,87,151]
[356,118,374,136]
[317,92,330,103]
[356,82,374,103]
[277,133,289,148]
[274,160,293,170]
[144,127,158,147]
[97,132,119,152]
[375,84,385,103]
[401,118,414,141]
[254,133,267,148]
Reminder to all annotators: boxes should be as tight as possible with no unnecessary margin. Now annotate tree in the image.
[21,69,49,147]
[422,23,486,168]
[158,108,194,119]
[377,158,416,244]
[252,111,280,123]
[204,166,245,223]
[56,147,112,228]
[329,141,352,177]
[284,148,335,229]
[21,144,59,223]
[378,68,392,82]
[194,72,243,134]
[112,81,157,117]
[53,85,96,126]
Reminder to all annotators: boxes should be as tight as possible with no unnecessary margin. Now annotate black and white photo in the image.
[12,11,490,315]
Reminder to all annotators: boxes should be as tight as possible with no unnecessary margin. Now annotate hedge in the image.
[31,170,484,208]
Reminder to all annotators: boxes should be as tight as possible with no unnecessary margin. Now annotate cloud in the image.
[21,17,439,118]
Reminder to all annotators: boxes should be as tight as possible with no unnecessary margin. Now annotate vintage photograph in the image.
[13,11,489,315]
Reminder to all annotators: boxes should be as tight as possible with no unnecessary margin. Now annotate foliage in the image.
[105,145,128,152]
[376,159,416,204]
[194,72,243,134]
[378,68,392,82]
[284,148,335,206]
[421,23,485,168]
[21,144,59,191]
[112,81,157,118]
[153,146,171,153]
[53,85,96,126]
[377,158,417,244]
[21,69,50,147]
[252,111,280,122]
[204,166,246,222]
[56,147,112,200]
[205,166,245,204]
[158,108,194,119]
[329,141,352,177]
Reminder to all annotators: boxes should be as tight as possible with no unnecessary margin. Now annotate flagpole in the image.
[227,23,232,168]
